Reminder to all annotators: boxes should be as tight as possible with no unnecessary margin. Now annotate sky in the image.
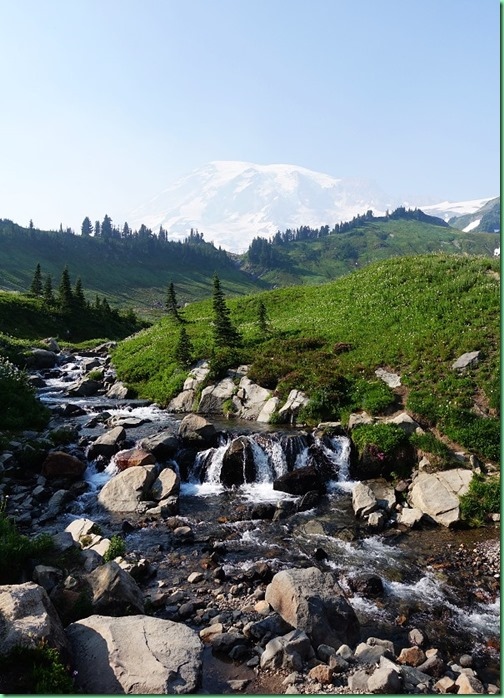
[0,0,499,233]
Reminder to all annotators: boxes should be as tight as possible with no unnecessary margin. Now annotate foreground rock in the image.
[265,567,360,650]
[409,468,473,527]
[66,614,203,694]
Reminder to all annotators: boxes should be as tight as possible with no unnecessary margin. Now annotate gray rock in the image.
[178,414,217,446]
[409,468,473,526]
[352,481,378,518]
[32,565,63,592]
[198,377,235,413]
[66,614,202,694]
[87,561,145,615]
[140,430,179,459]
[168,390,196,412]
[397,506,424,527]
[367,666,402,693]
[385,411,420,434]
[278,390,309,424]
[452,351,480,371]
[27,349,58,369]
[39,489,70,522]
[106,381,131,399]
[87,426,126,459]
[150,468,180,500]
[98,466,157,512]
[265,567,360,650]
[257,397,280,423]
[233,377,272,420]
[375,368,401,388]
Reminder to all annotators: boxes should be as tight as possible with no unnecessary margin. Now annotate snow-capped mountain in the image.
[128,161,396,252]
[127,161,496,253]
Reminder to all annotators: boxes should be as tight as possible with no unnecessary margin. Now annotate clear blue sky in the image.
[0,0,499,232]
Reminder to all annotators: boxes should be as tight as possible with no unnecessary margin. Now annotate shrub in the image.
[410,432,452,460]
[352,423,409,455]
[351,379,396,415]
[103,534,126,562]
[0,357,50,430]
[459,474,500,526]
[0,502,53,583]
[86,369,103,381]
[0,643,74,694]
[208,347,243,380]
[442,412,500,462]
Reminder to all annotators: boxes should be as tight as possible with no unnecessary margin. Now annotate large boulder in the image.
[150,467,180,500]
[41,451,86,480]
[87,561,145,615]
[87,426,126,460]
[278,390,309,424]
[26,349,58,369]
[66,614,202,694]
[168,390,195,412]
[265,567,360,650]
[198,377,235,413]
[140,430,179,460]
[68,378,102,397]
[220,436,256,487]
[178,414,218,448]
[408,468,473,527]
[98,466,157,512]
[106,381,132,399]
[233,377,272,420]
[0,582,69,655]
[273,465,325,496]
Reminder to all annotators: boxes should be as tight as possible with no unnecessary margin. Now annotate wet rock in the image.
[140,430,179,460]
[178,414,218,447]
[273,465,325,495]
[114,447,156,472]
[87,426,126,460]
[87,561,144,615]
[66,614,203,694]
[41,451,86,480]
[347,574,384,598]
[221,436,256,487]
[265,567,360,650]
[98,465,157,513]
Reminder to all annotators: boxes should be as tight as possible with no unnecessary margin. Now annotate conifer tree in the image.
[175,326,194,367]
[29,263,43,296]
[43,274,55,306]
[166,282,182,322]
[257,300,270,335]
[212,274,241,348]
[74,277,86,309]
[58,266,73,312]
[81,217,93,236]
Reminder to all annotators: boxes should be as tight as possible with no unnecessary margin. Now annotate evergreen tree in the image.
[101,214,113,238]
[74,277,86,309]
[175,326,194,367]
[29,219,34,230]
[212,274,241,348]
[81,217,93,236]
[58,266,73,312]
[257,300,270,335]
[94,221,101,237]
[166,282,182,322]
[43,274,55,306]
[29,263,43,296]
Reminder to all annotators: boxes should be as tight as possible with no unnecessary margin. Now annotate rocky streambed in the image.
[0,343,500,694]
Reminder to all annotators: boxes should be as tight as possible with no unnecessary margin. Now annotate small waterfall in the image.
[249,434,287,479]
[248,439,273,483]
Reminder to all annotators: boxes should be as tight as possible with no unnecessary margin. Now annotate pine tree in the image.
[212,274,241,348]
[74,277,86,309]
[81,217,93,236]
[257,300,270,335]
[101,214,113,238]
[58,266,73,312]
[29,263,43,296]
[166,282,182,322]
[175,326,194,367]
[43,274,55,306]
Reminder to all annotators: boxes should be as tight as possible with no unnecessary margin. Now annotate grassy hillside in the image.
[0,220,268,317]
[113,254,500,462]
[243,218,498,286]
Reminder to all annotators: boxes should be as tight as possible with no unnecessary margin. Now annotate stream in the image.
[34,352,500,689]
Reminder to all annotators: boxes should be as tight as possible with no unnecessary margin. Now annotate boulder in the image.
[452,351,480,371]
[140,430,179,460]
[385,412,421,434]
[409,468,473,526]
[68,378,102,397]
[0,582,69,655]
[367,666,402,693]
[260,629,315,670]
[348,411,375,429]
[278,390,309,424]
[41,450,86,480]
[257,397,281,423]
[66,614,202,694]
[65,517,100,544]
[178,414,217,447]
[27,349,58,369]
[220,436,256,487]
[87,426,126,460]
[375,368,401,388]
[168,390,195,412]
[87,561,145,615]
[114,447,156,472]
[198,377,235,413]
[233,377,272,420]
[107,415,150,429]
[352,481,378,518]
[98,466,157,512]
[106,381,131,399]
[273,465,325,495]
[397,506,424,527]
[182,361,210,391]
[42,337,61,353]
[347,574,384,599]
[265,567,360,650]
[150,467,180,500]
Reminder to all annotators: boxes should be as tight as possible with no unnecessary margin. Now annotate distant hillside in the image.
[242,210,498,286]
[448,197,500,234]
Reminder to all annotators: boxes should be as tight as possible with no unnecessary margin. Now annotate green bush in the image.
[0,357,50,430]
[0,643,74,693]
[351,379,396,415]
[103,534,126,562]
[86,369,103,381]
[442,412,500,462]
[459,474,501,526]
[0,503,53,583]
[352,423,409,455]
[209,347,243,380]
[409,432,452,460]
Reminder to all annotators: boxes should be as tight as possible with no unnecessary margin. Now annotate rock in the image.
[0,582,69,655]
[87,426,126,460]
[397,506,424,527]
[27,349,58,369]
[52,531,77,552]
[452,351,480,371]
[140,430,179,460]
[188,571,204,584]
[41,450,86,480]
[66,614,202,694]
[367,666,402,693]
[98,466,157,512]
[243,613,294,641]
[365,478,397,511]
[434,676,457,693]
[107,415,149,429]
[106,381,131,399]
[198,377,235,413]
[182,361,210,391]
[455,673,484,694]
[254,599,270,615]
[308,664,334,684]
[220,436,256,486]
[87,561,144,615]
[68,378,102,397]
[348,669,372,693]
[265,567,360,650]
[397,645,426,666]
[273,465,326,495]
[114,447,156,471]
[375,368,401,388]
[459,653,473,667]
[278,390,309,424]
[348,411,375,429]
[336,644,353,660]
[65,517,100,544]
[367,510,386,529]
[408,628,427,647]
[416,654,446,677]
[352,481,378,518]
[354,638,394,664]
[257,397,281,423]
[32,565,63,593]
[385,411,421,434]
[199,623,224,642]
[210,632,246,655]
[409,468,473,526]
[39,489,70,521]
[233,377,272,420]
[42,337,61,353]
[260,629,314,670]
[178,414,217,447]
[347,574,384,598]
[150,467,180,500]
[168,390,196,412]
